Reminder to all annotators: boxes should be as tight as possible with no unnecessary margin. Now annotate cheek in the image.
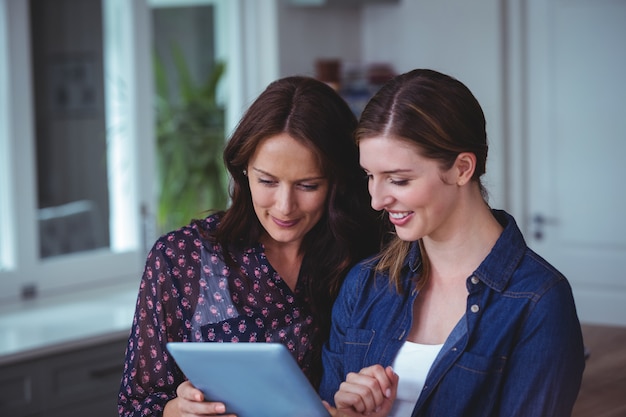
[301,191,328,216]
[249,185,273,208]
[403,182,442,208]
[419,182,457,213]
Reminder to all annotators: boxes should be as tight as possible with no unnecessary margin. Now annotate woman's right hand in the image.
[332,365,398,416]
[163,381,236,417]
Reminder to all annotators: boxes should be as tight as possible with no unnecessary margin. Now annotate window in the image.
[0,0,155,303]
[0,0,277,306]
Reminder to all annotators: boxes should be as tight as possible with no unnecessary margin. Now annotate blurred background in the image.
[0,0,624,415]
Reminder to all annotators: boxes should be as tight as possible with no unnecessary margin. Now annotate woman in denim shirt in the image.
[320,69,585,417]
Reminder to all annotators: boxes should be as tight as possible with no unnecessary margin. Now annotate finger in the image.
[385,365,400,398]
[359,365,394,399]
[335,373,384,413]
[195,401,229,416]
[177,380,205,402]
[348,366,392,407]
[323,400,363,417]
[323,400,340,417]
[370,367,400,417]
[175,382,232,416]
[334,388,367,413]
[177,397,230,416]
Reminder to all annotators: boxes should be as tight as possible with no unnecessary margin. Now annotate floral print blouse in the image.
[118,214,317,417]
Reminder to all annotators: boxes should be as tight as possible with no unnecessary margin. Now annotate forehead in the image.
[359,135,445,175]
[250,133,323,176]
[359,135,421,161]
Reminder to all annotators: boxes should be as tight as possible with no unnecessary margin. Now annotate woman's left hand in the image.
[324,365,398,417]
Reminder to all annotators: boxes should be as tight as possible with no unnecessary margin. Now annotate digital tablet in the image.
[166,342,330,417]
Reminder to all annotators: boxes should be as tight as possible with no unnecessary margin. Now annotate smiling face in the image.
[359,135,462,242]
[247,133,329,251]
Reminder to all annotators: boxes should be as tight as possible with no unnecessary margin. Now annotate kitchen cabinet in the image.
[0,332,127,417]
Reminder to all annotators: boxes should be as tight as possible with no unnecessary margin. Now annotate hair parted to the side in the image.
[200,75,383,387]
[356,69,489,293]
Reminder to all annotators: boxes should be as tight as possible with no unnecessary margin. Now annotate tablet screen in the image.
[167,342,330,417]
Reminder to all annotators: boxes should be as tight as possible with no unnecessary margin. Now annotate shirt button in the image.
[471,276,479,285]
[470,304,480,313]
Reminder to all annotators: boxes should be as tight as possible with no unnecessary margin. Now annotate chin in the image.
[267,231,302,244]
[396,229,421,242]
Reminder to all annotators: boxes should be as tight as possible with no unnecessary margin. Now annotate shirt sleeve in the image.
[318,263,365,404]
[117,237,188,417]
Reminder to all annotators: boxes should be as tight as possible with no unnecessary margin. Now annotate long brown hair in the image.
[356,69,489,292]
[207,76,383,386]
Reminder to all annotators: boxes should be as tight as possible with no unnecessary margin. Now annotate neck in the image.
[261,236,303,291]
[423,202,502,284]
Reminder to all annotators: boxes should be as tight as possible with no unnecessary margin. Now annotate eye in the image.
[389,178,409,186]
[297,182,320,191]
[257,178,277,186]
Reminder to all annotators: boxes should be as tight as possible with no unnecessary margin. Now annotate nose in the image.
[368,178,392,211]
[275,185,295,215]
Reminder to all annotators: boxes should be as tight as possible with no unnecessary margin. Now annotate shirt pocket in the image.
[453,350,507,375]
[343,328,376,371]
[429,351,507,413]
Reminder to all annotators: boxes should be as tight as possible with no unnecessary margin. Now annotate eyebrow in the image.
[251,167,327,182]
[362,167,414,175]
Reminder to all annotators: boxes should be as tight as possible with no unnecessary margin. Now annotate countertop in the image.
[0,282,137,365]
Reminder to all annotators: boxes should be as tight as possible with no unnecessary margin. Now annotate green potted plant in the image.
[154,47,228,233]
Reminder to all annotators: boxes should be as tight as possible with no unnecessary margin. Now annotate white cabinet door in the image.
[521,0,626,325]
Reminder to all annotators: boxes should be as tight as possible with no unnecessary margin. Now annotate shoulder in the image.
[150,213,222,256]
[512,247,571,297]
[340,255,401,299]
[484,210,568,296]
[343,256,377,285]
[192,211,222,234]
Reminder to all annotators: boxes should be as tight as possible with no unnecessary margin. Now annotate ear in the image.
[454,152,476,186]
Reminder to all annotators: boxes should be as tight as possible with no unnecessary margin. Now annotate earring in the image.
[243,169,247,176]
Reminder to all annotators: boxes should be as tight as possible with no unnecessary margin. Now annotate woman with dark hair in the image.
[320,69,585,417]
[118,76,382,417]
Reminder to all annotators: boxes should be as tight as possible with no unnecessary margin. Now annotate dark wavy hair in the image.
[356,68,489,293]
[209,76,383,386]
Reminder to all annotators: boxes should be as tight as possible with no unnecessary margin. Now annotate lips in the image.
[387,211,413,226]
[272,216,300,228]
[389,211,410,219]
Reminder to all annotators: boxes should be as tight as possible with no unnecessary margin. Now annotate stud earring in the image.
[243,169,247,176]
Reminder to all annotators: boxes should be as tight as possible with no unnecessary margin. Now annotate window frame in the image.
[0,0,278,306]
[0,0,156,304]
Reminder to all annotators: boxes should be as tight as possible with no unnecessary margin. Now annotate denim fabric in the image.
[320,210,585,417]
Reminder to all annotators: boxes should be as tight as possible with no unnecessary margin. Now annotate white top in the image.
[388,340,443,417]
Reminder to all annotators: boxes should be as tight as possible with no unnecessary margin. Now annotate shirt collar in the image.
[405,210,526,293]
[473,209,527,292]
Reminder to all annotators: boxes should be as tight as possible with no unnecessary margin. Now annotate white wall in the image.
[277,0,363,79]
[276,0,506,208]
[361,0,505,208]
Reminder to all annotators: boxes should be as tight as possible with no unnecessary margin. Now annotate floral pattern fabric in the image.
[118,214,317,417]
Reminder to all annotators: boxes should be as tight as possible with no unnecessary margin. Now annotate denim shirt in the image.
[320,210,585,417]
